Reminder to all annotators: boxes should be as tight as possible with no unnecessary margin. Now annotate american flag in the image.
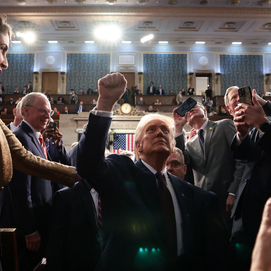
[113,133,134,153]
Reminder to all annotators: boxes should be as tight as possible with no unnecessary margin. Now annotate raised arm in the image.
[77,73,127,183]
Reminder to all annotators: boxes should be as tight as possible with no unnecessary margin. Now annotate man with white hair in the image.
[2,92,54,270]
[77,73,230,271]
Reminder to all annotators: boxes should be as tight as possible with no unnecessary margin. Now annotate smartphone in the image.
[48,121,56,132]
[238,86,253,105]
[176,97,197,117]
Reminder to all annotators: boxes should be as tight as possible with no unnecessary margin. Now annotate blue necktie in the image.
[198,129,204,150]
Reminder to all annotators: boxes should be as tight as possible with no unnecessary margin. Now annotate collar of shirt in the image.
[196,119,208,134]
[141,159,168,185]
[22,120,41,142]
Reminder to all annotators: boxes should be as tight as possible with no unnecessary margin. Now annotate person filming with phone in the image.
[42,121,71,166]
[173,98,244,233]
[224,86,271,271]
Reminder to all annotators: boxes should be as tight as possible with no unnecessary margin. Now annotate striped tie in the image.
[98,194,103,230]
[39,134,47,159]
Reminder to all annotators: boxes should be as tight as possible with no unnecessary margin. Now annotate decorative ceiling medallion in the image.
[198,0,209,4]
[258,0,270,6]
[263,23,271,28]
[45,0,57,3]
[46,55,56,65]
[168,0,178,5]
[198,56,209,66]
[137,0,148,4]
[16,0,26,4]
[228,0,240,5]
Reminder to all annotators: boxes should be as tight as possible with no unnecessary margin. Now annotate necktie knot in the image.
[156,172,166,187]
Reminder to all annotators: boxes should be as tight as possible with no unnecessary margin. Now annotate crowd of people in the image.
[1,15,271,271]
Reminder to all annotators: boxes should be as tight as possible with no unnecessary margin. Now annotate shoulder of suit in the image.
[213,118,233,126]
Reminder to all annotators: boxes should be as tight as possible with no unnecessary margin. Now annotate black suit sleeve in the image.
[47,190,70,271]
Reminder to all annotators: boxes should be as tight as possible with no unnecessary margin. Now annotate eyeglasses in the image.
[166,161,184,169]
[28,106,54,117]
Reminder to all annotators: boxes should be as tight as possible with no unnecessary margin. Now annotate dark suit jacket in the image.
[231,115,271,245]
[75,104,85,113]
[187,88,194,95]
[0,121,53,240]
[77,113,230,271]
[156,89,165,95]
[46,139,71,165]
[46,139,71,192]
[46,182,100,271]
[147,85,156,95]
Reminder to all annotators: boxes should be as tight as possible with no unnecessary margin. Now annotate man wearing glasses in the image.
[166,147,187,181]
[1,93,54,270]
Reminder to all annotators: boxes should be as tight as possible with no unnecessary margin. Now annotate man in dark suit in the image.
[156,85,165,95]
[77,73,230,271]
[224,86,271,271]
[46,182,101,271]
[146,81,156,95]
[26,81,33,93]
[187,85,195,95]
[1,92,54,271]
[75,101,85,113]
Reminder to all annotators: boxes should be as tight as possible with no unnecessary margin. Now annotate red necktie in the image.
[156,172,177,259]
[98,194,103,230]
[39,134,47,159]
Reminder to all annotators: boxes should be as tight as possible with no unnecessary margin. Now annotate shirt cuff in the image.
[228,193,235,197]
[91,108,113,118]
[25,231,38,237]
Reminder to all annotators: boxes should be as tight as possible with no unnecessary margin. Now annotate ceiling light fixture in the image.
[94,24,121,42]
[12,41,22,44]
[232,41,242,44]
[268,42,271,45]
[74,0,85,3]
[45,0,57,3]
[16,31,36,44]
[122,41,131,44]
[195,41,205,44]
[159,41,168,44]
[48,41,58,43]
[141,34,154,43]
[85,41,95,43]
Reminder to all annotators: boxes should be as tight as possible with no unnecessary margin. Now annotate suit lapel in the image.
[168,173,193,254]
[204,120,215,162]
[21,121,46,159]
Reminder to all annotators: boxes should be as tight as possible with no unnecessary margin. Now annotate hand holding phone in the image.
[238,86,253,106]
[48,121,56,132]
[176,97,197,117]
